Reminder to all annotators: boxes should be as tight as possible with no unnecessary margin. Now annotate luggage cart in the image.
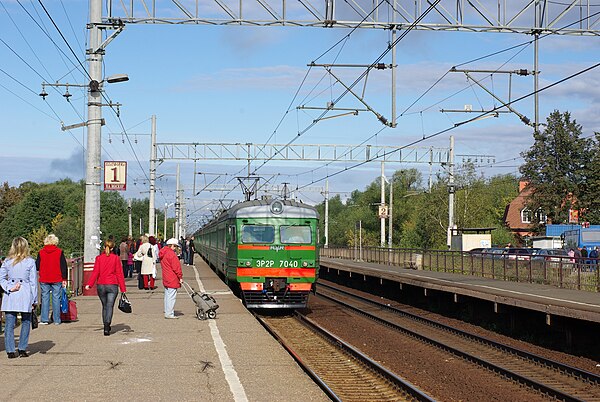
[181,281,219,320]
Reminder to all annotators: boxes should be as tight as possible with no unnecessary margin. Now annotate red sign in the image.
[104,161,127,191]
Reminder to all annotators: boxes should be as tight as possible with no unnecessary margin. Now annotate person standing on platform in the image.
[135,235,156,290]
[159,238,183,319]
[187,236,196,266]
[180,236,188,263]
[119,237,129,278]
[0,237,38,358]
[85,239,126,336]
[36,234,67,325]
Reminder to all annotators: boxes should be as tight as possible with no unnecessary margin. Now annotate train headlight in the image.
[245,261,252,267]
[302,261,308,267]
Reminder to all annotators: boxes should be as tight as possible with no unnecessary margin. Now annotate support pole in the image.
[324,179,329,248]
[388,175,393,248]
[149,115,157,235]
[175,164,180,239]
[391,28,397,128]
[380,161,385,247]
[127,199,132,237]
[447,136,455,249]
[164,203,168,239]
[82,0,104,296]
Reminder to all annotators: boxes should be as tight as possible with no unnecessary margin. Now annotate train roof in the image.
[217,199,319,222]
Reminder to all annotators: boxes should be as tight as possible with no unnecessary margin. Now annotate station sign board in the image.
[378,205,388,219]
[104,161,127,191]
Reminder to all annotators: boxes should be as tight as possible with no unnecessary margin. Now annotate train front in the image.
[234,200,319,309]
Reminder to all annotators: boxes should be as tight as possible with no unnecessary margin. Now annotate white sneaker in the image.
[39,322,49,325]
[164,315,179,319]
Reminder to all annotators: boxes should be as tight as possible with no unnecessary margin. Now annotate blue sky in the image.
[1,1,600,227]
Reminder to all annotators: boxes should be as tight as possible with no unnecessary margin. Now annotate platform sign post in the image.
[104,161,127,191]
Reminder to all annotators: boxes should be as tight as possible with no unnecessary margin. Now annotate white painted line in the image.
[193,266,248,402]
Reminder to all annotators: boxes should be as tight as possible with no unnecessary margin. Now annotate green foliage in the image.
[28,225,49,256]
[520,110,590,225]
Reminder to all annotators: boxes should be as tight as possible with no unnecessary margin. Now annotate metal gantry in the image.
[103,0,600,35]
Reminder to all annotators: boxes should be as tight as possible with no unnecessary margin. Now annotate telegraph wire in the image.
[296,61,600,190]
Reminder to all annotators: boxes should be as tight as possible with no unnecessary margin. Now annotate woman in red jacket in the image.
[36,234,68,325]
[85,239,126,336]
[159,238,183,319]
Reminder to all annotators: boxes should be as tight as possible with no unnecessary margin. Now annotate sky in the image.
[1,0,600,231]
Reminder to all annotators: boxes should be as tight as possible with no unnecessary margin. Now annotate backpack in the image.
[147,246,153,258]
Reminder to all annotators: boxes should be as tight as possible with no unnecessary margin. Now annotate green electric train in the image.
[196,199,320,308]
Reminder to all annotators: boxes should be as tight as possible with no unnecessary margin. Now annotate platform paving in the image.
[0,259,328,402]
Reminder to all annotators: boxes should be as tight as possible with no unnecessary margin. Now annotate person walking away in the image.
[127,249,134,278]
[135,236,156,290]
[85,239,126,336]
[36,234,68,325]
[188,236,196,266]
[0,237,38,358]
[119,237,129,278]
[590,247,599,270]
[160,238,183,319]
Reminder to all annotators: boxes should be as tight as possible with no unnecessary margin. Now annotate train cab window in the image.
[280,225,312,244]
[228,226,236,243]
[241,225,274,243]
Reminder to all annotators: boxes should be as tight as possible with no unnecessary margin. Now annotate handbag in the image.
[31,308,39,329]
[60,287,69,313]
[118,293,132,313]
[147,246,153,258]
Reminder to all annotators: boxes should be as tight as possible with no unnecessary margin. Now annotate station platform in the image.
[320,257,600,324]
[1,259,328,401]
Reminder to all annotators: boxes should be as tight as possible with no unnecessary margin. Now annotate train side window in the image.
[280,225,312,244]
[229,226,236,243]
[241,225,274,243]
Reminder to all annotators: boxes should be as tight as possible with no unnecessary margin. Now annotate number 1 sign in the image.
[104,161,127,191]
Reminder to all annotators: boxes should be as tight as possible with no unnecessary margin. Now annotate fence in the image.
[320,247,600,292]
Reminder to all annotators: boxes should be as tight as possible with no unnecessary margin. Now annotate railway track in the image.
[256,313,434,402]
[316,281,600,402]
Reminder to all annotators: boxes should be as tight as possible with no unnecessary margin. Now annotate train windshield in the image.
[280,226,312,244]
[241,225,275,243]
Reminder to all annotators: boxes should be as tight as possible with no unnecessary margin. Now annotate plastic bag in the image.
[60,287,69,314]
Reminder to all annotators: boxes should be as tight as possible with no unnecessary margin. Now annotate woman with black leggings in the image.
[85,239,126,336]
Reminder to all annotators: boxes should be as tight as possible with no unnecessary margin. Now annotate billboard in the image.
[104,161,127,191]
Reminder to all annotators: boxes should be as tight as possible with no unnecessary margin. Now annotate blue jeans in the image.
[164,287,177,318]
[96,284,119,326]
[4,312,31,353]
[41,282,62,324]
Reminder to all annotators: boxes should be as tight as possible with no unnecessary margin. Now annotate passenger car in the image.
[502,247,539,261]
[532,248,569,262]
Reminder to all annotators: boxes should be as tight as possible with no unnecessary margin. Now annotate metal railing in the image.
[320,247,600,292]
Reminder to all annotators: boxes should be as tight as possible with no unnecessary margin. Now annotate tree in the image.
[579,132,600,223]
[519,110,590,226]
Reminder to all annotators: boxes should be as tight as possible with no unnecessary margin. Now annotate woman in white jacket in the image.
[135,235,156,290]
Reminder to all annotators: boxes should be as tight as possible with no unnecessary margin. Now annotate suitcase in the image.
[60,300,78,322]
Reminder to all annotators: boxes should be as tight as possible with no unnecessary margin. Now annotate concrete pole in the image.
[359,220,362,261]
[148,115,157,235]
[175,164,180,240]
[164,203,168,239]
[324,179,329,248]
[380,161,385,247]
[127,199,132,237]
[83,0,103,266]
[181,199,186,238]
[388,175,393,248]
[534,4,540,133]
[447,135,455,249]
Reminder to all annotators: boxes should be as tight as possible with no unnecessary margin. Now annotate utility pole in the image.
[149,115,157,235]
[447,136,455,249]
[175,164,180,240]
[127,199,132,237]
[324,179,329,248]
[83,0,104,280]
[164,203,168,239]
[380,161,386,247]
[388,175,393,248]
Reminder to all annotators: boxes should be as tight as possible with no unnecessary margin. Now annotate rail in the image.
[320,246,600,292]
[67,257,84,296]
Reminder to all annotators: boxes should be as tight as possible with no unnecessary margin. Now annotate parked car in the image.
[502,247,539,261]
[532,248,569,262]
[469,247,504,259]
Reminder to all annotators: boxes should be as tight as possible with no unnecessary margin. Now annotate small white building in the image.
[450,228,494,251]
[531,236,563,249]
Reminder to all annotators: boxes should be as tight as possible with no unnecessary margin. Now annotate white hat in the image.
[166,238,179,246]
